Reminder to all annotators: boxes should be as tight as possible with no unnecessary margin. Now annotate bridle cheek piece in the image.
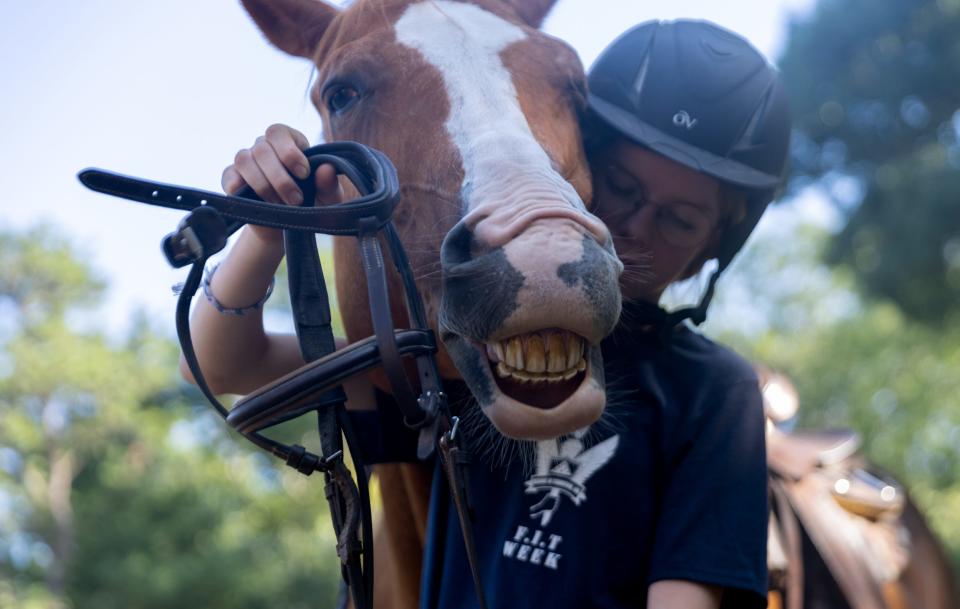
[78,142,489,609]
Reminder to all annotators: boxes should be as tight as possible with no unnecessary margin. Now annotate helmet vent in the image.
[731,81,774,154]
[630,52,652,103]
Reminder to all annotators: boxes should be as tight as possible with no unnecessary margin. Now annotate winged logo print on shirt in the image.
[525,432,620,527]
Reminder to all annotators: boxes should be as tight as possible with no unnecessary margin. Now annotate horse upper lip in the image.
[465,203,613,251]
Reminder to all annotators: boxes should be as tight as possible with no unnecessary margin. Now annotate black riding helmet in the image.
[587,19,791,328]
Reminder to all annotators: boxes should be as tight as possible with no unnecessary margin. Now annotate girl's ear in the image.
[241,0,340,59]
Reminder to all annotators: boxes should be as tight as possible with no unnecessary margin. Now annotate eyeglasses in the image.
[600,164,718,248]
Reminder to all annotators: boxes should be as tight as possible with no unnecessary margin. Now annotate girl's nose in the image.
[625,204,657,247]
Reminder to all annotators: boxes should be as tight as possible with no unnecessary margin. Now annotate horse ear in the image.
[240,0,340,59]
[499,0,558,28]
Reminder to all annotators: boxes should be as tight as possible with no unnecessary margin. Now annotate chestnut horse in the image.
[238,0,620,606]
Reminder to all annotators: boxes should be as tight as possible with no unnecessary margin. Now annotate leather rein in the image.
[78,142,488,609]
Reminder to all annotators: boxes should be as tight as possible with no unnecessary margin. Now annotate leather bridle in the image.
[78,142,488,609]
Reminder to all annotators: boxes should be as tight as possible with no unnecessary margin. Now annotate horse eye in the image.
[327,86,360,114]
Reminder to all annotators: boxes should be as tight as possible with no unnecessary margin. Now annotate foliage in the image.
[0,226,341,609]
[779,0,960,323]
[710,215,960,575]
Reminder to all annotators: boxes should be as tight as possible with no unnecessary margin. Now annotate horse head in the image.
[241,0,622,441]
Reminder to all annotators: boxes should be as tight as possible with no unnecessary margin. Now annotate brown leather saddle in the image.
[760,367,909,609]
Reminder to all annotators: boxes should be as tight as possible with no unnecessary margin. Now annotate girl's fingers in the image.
[221,165,247,196]
[223,125,319,206]
[265,124,312,181]
[314,164,344,206]
[233,148,282,204]
[252,136,303,206]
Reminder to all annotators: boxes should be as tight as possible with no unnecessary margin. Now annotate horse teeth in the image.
[525,334,546,373]
[567,336,584,369]
[546,332,566,373]
[501,340,512,367]
[493,332,588,383]
[503,368,530,384]
[496,359,584,384]
[506,337,523,369]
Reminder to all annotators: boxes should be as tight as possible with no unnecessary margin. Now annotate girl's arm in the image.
[648,580,722,609]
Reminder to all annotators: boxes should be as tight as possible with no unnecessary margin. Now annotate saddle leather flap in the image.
[767,427,861,480]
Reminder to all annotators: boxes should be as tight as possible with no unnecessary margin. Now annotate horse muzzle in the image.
[439,211,622,440]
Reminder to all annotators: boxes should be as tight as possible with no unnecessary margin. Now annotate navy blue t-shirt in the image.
[417,325,769,609]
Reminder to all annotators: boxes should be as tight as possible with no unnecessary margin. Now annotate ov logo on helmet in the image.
[672,110,698,130]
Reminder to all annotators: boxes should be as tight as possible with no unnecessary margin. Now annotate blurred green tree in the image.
[710,215,960,574]
[778,0,960,323]
[0,226,340,609]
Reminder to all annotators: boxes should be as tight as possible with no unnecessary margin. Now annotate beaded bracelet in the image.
[202,263,275,316]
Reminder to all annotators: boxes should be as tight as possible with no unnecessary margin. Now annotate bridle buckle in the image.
[161,206,228,267]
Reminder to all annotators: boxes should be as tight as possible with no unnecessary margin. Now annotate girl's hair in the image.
[693,183,746,274]
[582,110,620,159]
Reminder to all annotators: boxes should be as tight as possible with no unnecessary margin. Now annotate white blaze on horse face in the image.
[394,1,587,230]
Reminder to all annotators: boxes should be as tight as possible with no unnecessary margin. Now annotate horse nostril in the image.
[440,220,475,267]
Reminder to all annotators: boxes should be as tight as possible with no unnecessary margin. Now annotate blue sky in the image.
[2,0,815,338]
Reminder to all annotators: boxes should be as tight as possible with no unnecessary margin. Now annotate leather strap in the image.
[227,331,436,434]
[770,475,804,609]
[174,255,292,457]
[439,418,489,609]
[382,222,445,456]
[282,180,371,609]
[78,143,401,240]
[358,222,424,426]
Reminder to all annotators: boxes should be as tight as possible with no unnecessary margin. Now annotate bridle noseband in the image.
[78,142,488,609]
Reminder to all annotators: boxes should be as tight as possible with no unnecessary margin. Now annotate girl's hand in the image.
[221,123,342,243]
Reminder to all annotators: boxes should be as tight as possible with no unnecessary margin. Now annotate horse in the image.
[237,0,621,605]
[760,366,958,609]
